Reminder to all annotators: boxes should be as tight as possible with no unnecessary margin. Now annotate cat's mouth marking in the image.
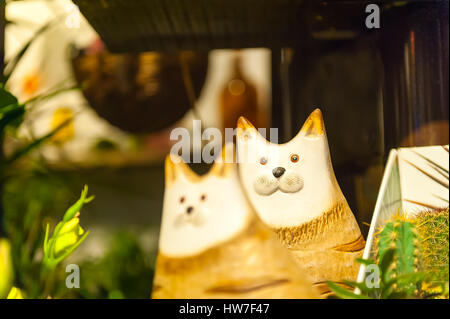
[253,171,304,196]
[174,206,205,226]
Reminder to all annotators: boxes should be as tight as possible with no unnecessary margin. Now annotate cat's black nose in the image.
[186,206,193,214]
[272,167,286,178]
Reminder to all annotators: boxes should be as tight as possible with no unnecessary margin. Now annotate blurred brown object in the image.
[219,54,266,135]
[71,40,208,134]
[400,120,449,147]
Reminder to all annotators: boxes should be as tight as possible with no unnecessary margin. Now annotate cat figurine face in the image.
[236,109,346,228]
[158,144,252,258]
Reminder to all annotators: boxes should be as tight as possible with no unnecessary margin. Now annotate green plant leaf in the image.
[0,106,25,133]
[0,86,18,108]
[0,117,70,167]
[378,248,395,282]
[381,272,427,298]
[395,272,427,286]
[343,280,377,295]
[385,291,409,299]
[62,185,93,222]
[43,223,50,256]
[356,258,375,266]
[22,84,80,107]
[54,231,90,265]
[326,281,371,299]
[0,103,23,115]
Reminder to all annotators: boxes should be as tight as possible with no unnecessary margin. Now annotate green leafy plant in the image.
[0,237,13,298]
[0,85,79,171]
[328,147,449,299]
[327,213,448,299]
[6,286,24,299]
[377,217,420,295]
[327,250,427,299]
[67,231,156,299]
[3,185,94,299]
[0,13,80,173]
[0,20,89,295]
[413,209,449,297]
[2,168,78,297]
[0,11,80,287]
[42,186,93,272]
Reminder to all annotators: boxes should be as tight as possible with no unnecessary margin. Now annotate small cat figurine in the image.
[152,144,318,299]
[236,109,365,296]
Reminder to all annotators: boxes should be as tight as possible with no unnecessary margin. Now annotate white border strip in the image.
[356,149,398,284]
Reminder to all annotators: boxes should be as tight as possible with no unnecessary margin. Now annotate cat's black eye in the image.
[179,196,185,204]
[290,154,299,163]
[200,194,207,201]
[260,157,268,165]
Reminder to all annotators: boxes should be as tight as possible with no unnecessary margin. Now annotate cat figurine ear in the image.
[236,108,365,297]
[209,143,234,178]
[153,143,319,299]
[299,108,325,138]
[165,154,200,187]
[166,144,234,185]
[238,108,326,141]
[237,116,258,138]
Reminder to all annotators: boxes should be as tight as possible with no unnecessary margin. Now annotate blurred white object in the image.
[4,0,139,166]
[398,146,449,214]
[357,144,449,283]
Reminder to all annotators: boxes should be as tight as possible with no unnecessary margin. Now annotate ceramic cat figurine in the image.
[152,144,319,299]
[236,109,365,296]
